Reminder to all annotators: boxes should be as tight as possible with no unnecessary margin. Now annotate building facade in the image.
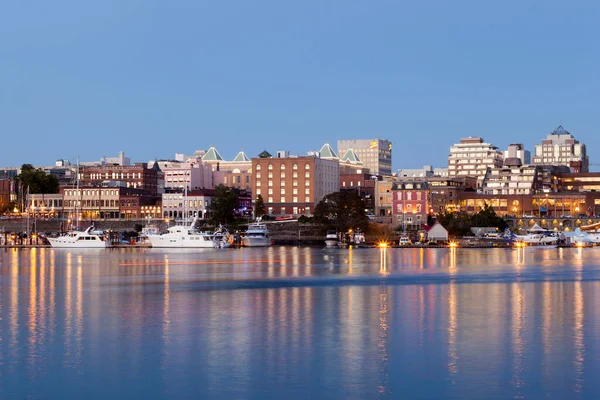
[448,137,503,188]
[532,125,588,172]
[252,156,339,216]
[80,163,163,195]
[337,139,392,176]
[151,159,211,192]
[391,181,429,231]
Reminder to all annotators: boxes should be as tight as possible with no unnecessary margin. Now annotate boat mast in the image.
[75,156,80,229]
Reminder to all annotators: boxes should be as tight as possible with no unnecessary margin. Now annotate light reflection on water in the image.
[1,247,600,398]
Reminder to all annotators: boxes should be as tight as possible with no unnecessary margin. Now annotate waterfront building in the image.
[532,125,588,172]
[27,193,63,219]
[447,137,503,188]
[391,180,430,231]
[80,162,164,195]
[337,139,392,176]
[0,179,12,209]
[340,173,377,213]
[428,176,477,214]
[61,186,160,221]
[252,155,339,216]
[557,172,600,193]
[162,188,213,220]
[374,178,394,222]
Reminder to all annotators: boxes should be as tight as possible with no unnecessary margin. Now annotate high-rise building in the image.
[337,139,392,176]
[532,125,588,173]
[447,137,503,188]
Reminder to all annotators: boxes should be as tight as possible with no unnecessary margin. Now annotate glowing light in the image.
[448,241,458,248]
[378,241,389,248]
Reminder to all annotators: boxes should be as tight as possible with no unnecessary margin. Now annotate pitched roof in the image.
[340,149,361,163]
[202,146,224,162]
[318,143,338,159]
[551,125,571,135]
[258,150,272,158]
[232,151,250,162]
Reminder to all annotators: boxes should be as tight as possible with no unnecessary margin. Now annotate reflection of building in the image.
[338,139,392,176]
[448,137,503,188]
[252,155,339,216]
[532,125,588,172]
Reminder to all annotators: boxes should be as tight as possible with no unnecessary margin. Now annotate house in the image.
[424,222,449,242]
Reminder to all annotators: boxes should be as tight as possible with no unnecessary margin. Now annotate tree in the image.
[313,191,369,232]
[207,184,239,225]
[254,194,265,218]
[16,164,59,194]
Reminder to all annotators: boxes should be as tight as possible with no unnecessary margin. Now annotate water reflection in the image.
[1,248,600,398]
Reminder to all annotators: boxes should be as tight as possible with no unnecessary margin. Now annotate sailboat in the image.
[48,158,111,248]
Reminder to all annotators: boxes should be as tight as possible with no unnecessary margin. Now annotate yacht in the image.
[325,231,339,247]
[147,219,231,248]
[47,225,110,248]
[242,219,272,247]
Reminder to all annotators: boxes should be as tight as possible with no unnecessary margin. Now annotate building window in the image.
[280,207,286,214]
[293,188,298,195]
[268,172,273,178]
[281,196,286,202]
[268,164,273,170]
[293,196,298,203]
[293,207,298,214]
[280,188,286,195]
[293,164,298,170]
[268,188,273,195]
[256,189,261,195]
[256,172,261,178]
[268,180,273,187]
[305,164,310,170]
[293,171,298,178]
[305,188,310,195]
[268,207,273,214]
[304,196,310,202]
[256,164,261,171]
[268,197,273,203]
[281,172,285,178]
[280,164,286,170]
[305,172,310,178]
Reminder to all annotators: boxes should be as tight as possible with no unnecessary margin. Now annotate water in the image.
[1,246,600,399]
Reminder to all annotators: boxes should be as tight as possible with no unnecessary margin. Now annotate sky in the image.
[2,0,600,171]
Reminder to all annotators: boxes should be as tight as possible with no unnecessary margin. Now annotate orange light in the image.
[448,241,458,248]
[378,241,388,248]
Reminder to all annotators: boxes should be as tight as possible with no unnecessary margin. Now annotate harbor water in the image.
[1,246,600,399]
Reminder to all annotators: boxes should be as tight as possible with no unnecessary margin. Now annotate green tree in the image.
[313,191,369,232]
[207,184,239,225]
[16,164,59,194]
[471,203,507,231]
[254,194,265,218]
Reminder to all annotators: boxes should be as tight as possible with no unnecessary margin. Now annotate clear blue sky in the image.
[2,0,600,171]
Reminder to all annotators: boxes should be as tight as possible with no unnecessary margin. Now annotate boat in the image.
[47,225,110,248]
[242,219,272,247]
[147,218,231,248]
[398,234,411,246]
[325,231,339,247]
[504,226,559,247]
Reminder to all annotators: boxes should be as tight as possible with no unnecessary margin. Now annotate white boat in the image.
[504,227,558,246]
[47,225,110,248]
[147,219,231,248]
[398,235,411,246]
[325,231,338,247]
[243,219,272,247]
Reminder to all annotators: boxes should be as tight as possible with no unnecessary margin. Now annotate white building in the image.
[532,125,588,173]
[448,137,503,189]
[162,189,213,220]
[150,158,213,191]
[504,143,531,165]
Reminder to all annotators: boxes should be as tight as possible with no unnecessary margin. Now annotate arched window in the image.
[305,164,310,170]
[293,164,298,170]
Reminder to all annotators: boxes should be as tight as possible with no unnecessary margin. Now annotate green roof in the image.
[232,151,250,162]
[202,146,224,162]
[340,149,361,163]
[319,143,338,159]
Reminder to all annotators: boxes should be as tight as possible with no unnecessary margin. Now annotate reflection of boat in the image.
[243,219,271,247]
[47,226,110,248]
[147,218,231,248]
[325,231,338,247]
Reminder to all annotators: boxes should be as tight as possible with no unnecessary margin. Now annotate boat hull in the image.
[148,236,220,248]
[47,238,108,248]
[325,239,338,247]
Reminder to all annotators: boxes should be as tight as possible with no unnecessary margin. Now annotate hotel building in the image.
[252,155,339,216]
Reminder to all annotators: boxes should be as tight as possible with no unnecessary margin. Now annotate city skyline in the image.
[2,1,600,170]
